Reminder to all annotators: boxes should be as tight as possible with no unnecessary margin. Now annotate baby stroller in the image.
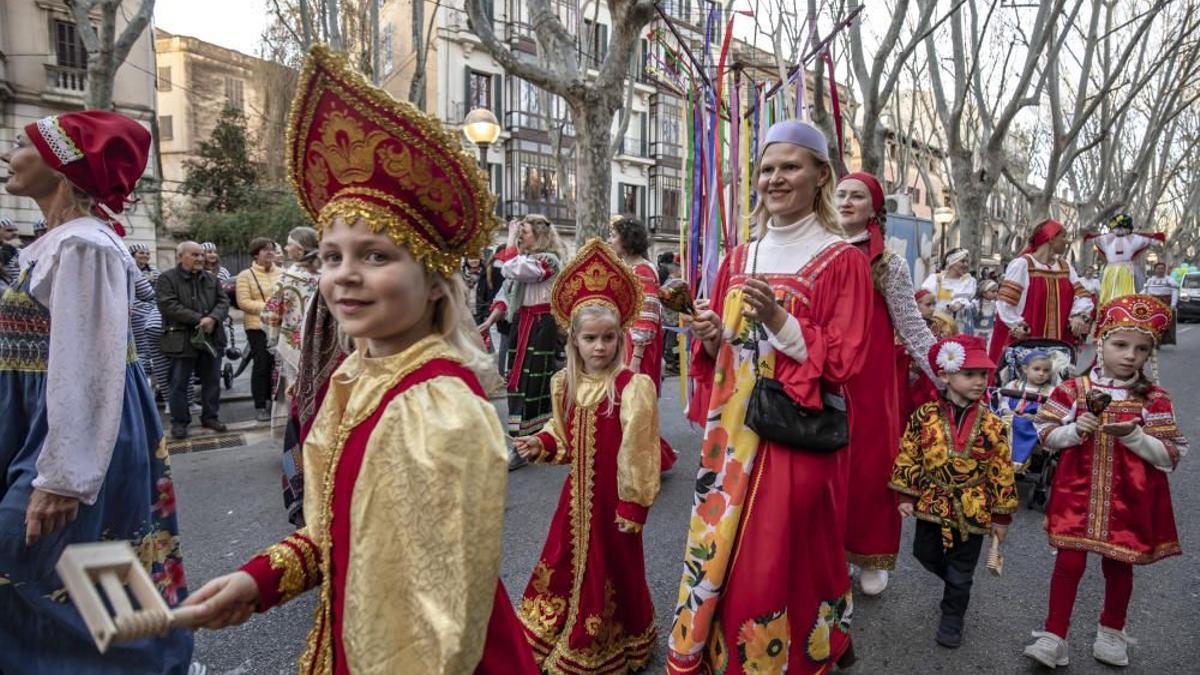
[221,316,240,389]
[990,338,1076,510]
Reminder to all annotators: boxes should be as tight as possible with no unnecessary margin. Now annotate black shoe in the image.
[201,419,227,432]
[935,615,963,648]
[171,424,189,440]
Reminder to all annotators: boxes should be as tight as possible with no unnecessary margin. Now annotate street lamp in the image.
[934,206,955,263]
[462,107,501,171]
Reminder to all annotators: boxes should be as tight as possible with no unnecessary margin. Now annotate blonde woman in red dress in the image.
[835,172,937,595]
[668,120,872,674]
[513,240,661,673]
[178,46,536,674]
[1024,295,1186,669]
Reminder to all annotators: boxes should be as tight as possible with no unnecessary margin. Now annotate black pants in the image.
[913,520,984,620]
[169,352,220,425]
[245,328,274,409]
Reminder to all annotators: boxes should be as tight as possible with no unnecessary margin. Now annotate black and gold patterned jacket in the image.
[889,399,1018,547]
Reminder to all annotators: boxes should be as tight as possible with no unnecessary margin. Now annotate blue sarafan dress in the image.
[0,218,193,674]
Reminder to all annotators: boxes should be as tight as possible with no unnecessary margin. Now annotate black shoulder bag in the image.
[743,241,850,453]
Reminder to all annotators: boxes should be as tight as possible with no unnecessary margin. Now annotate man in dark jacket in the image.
[157,240,230,439]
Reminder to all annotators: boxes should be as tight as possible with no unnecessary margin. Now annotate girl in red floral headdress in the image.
[1024,295,1187,670]
[513,239,661,674]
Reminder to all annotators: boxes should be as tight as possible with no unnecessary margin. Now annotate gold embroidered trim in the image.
[615,515,644,533]
[845,552,897,571]
[265,542,308,604]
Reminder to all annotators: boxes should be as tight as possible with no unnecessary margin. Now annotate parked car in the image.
[1179,273,1200,322]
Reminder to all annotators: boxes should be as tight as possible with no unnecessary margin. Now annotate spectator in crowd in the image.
[201,241,231,282]
[157,240,229,439]
[0,217,20,287]
[237,237,282,422]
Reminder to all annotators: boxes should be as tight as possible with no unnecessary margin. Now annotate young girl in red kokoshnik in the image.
[513,239,662,673]
[1024,294,1187,669]
[178,45,537,674]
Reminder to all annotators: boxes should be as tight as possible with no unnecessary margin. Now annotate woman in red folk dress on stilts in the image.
[834,173,938,596]
[513,239,661,673]
[177,45,536,674]
[609,215,678,471]
[668,120,873,674]
[1023,294,1187,670]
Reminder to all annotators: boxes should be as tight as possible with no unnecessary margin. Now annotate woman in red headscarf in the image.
[989,220,1094,365]
[836,172,938,595]
[0,113,194,671]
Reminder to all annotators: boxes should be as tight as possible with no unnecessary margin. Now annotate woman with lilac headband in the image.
[668,119,872,673]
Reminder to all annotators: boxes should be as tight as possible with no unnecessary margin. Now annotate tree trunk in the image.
[948,155,986,258]
[572,97,619,243]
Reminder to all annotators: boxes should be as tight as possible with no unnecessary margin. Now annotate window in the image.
[467,70,493,110]
[662,183,681,219]
[617,183,646,220]
[382,24,394,75]
[157,66,172,92]
[159,115,173,141]
[54,20,86,69]
[224,76,244,111]
[623,111,646,156]
[584,20,608,68]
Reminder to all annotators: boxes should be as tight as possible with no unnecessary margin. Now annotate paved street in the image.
[176,325,1200,674]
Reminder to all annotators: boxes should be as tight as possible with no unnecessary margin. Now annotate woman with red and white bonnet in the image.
[835,171,937,595]
[0,113,193,671]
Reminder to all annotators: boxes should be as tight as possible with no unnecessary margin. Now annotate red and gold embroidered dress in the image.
[517,240,662,673]
[232,45,538,674]
[1036,374,1185,564]
[669,238,872,674]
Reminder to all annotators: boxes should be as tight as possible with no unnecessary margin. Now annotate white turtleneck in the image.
[744,213,844,363]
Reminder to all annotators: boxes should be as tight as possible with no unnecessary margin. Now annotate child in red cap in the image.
[889,335,1018,648]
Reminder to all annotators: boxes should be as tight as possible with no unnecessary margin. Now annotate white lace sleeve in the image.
[883,255,937,381]
[31,238,129,505]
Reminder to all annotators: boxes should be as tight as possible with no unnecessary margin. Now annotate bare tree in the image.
[918,0,1072,255]
[466,0,657,242]
[406,2,441,108]
[67,0,156,110]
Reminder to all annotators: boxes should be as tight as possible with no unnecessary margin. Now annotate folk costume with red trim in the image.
[989,220,1093,364]
[889,336,1018,550]
[516,240,661,673]
[1035,295,1186,565]
[235,45,536,675]
[1085,214,1166,306]
[668,201,874,671]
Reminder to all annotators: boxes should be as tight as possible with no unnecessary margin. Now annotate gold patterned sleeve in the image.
[986,417,1019,514]
[240,529,322,611]
[889,405,928,498]
[342,377,509,673]
[615,373,662,531]
[532,371,570,464]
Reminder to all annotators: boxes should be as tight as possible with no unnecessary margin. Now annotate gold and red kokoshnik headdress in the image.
[288,45,497,275]
[551,240,644,332]
[1094,294,1172,343]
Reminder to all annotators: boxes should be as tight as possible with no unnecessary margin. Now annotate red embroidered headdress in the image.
[1094,294,1172,343]
[551,239,644,332]
[288,45,497,275]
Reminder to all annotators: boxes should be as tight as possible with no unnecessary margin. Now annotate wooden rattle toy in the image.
[56,541,202,654]
[986,536,1004,576]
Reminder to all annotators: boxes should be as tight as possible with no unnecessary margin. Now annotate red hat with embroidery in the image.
[551,239,644,332]
[928,335,995,374]
[289,45,497,275]
[25,111,151,235]
[1094,294,1172,343]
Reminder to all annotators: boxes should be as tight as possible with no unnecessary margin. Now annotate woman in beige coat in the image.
[236,237,282,420]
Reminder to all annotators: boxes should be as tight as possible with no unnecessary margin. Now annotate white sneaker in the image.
[1093,624,1133,667]
[859,568,889,596]
[1024,630,1070,668]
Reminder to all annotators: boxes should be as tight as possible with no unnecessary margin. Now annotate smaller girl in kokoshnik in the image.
[1023,294,1187,670]
[513,240,662,674]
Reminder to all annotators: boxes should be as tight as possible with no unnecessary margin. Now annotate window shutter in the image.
[493,74,503,121]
